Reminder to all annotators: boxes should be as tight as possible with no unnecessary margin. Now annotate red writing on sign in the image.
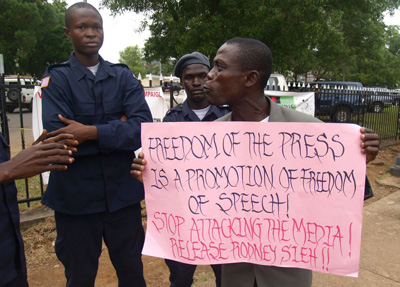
[145,91,162,98]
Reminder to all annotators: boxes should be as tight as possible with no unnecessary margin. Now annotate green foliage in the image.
[119,45,147,76]
[103,0,400,87]
[119,45,174,76]
[0,0,71,78]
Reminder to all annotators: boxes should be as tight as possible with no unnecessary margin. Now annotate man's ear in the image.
[244,70,259,88]
[64,27,70,39]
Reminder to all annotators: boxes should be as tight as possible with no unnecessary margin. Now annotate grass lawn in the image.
[16,175,46,211]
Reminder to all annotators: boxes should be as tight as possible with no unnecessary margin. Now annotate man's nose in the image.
[86,28,96,37]
[193,77,201,86]
[207,68,215,80]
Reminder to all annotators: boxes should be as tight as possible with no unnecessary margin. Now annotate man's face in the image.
[204,43,245,106]
[181,64,209,108]
[64,7,103,60]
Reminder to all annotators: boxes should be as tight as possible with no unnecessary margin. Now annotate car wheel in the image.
[373,102,384,113]
[333,107,351,123]
[7,88,19,102]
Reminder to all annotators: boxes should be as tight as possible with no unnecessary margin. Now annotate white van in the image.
[4,76,34,112]
[264,73,289,92]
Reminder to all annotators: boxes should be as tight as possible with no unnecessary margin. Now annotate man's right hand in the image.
[131,152,146,183]
[0,143,75,183]
[34,129,79,152]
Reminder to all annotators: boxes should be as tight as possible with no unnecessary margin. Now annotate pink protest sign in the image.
[141,121,366,277]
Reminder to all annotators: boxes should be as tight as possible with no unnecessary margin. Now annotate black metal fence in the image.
[267,82,400,141]
[2,79,400,206]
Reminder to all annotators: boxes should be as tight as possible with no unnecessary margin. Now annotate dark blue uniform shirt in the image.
[0,134,26,285]
[41,54,153,215]
[163,100,230,122]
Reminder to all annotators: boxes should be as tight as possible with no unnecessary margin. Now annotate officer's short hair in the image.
[65,2,101,29]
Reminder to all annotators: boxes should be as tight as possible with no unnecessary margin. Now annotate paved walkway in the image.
[313,184,400,286]
[20,181,400,287]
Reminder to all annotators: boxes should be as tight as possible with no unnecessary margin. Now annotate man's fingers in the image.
[33,130,48,145]
[361,139,380,149]
[58,114,73,124]
[34,142,67,150]
[46,129,64,138]
[43,133,75,144]
[46,164,69,172]
[131,163,145,171]
[130,169,143,183]
[133,158,146,165]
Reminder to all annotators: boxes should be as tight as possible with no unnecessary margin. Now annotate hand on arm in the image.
[34,129,79,152]
[360,127,380,164]
[0,143,74,183]
[130,152,147,183]
[46,114,98,145]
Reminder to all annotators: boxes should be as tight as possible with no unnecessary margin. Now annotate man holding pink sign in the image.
[132,38,380,287]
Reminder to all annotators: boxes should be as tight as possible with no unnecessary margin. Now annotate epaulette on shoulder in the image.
[109,62,129,69]
[47,60,69,72]
[165,104,183,115]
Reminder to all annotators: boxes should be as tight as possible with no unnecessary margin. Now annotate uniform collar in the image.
[69,53,116,81]
[182,100,222,121]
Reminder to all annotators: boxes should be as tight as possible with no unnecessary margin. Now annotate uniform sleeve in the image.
[42,70,74,131]
[41,69,101,156]
[95,70,153,152]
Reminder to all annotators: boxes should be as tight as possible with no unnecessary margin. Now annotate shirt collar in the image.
[69,53,115,81]
[181,100,221,121]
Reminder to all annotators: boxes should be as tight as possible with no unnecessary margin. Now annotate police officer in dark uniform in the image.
[40,2,152,286]
[0,132,75,287]
[163,52,230,123]
[162,52,230,287]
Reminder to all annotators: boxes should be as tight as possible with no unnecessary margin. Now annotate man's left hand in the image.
[360,127,380,164]
[46,114,98,144]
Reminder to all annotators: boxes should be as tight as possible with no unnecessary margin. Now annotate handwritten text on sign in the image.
[141,122,366,277]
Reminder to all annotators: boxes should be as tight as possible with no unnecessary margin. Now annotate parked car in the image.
[364,87,393,113]
[3,76,35,113]
[305,81,366,123]
[391,90,400,106]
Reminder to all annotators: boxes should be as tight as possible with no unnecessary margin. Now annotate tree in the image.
[119,45,147,76]
[0,0,71,77]
[119,45,174,76]
[103,0,400,87]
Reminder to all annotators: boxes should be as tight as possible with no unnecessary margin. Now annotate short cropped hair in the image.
[65,2,101,29]
[224,38,273,90]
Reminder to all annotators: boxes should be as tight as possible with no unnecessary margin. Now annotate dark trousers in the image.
[165,259,221,287]
[54,204,145,287]
[3,268,28,287]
